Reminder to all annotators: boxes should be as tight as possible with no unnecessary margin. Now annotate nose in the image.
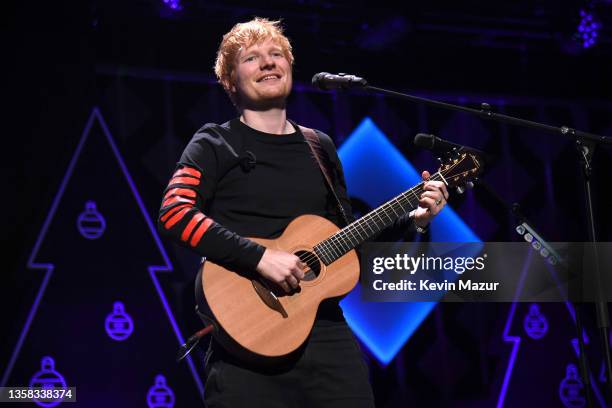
[260,54,275,69]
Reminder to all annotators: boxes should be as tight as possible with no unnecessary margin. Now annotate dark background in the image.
[3,1,612,406]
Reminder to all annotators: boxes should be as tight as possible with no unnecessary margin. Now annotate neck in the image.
[314,174,442,265]
[240,108,292,135]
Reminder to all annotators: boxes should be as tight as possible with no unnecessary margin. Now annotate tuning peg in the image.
[466,181,474,189]
[456,186,465,194]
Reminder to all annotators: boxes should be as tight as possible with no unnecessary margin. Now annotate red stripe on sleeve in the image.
[181,213,205,242]
[164,207,192,229]
[174,166,201,179]
[169,176,199,186]
[172,167,201,179]
[162,195,195,208]
[190,218,214,247]
[160,204,190,222]
[164,188,196,200]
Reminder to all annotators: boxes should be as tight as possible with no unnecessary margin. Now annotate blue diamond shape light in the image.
[338,117,481,365]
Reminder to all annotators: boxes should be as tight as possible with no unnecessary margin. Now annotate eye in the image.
[244,55,256,62]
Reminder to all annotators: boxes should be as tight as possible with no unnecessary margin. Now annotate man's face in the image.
[231,38,292,110]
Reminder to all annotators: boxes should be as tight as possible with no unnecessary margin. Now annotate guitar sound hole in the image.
[295,250,321,281]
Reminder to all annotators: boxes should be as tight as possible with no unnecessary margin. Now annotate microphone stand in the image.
[353,82,612,401]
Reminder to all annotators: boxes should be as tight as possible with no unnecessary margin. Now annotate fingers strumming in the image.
[280,281,291,293]
[287,275,299,289]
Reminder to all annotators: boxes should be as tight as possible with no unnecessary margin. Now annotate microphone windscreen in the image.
[311,72,330,90]
[414,133,435,149]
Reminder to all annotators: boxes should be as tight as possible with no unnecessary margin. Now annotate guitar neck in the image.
[314,172,445,265]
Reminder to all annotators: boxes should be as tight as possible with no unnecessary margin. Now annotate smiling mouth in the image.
[257,75,281,82]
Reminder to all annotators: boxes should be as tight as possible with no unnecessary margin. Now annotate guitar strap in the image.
[296,124,351,227]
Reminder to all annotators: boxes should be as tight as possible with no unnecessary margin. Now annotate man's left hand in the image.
[413,170,449,228]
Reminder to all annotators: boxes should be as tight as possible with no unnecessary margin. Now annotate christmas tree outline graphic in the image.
[498,251,606,407]
[2,107,204,405]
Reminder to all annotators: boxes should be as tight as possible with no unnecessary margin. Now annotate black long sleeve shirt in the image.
[158,118,418,323]
[157,118,354,274]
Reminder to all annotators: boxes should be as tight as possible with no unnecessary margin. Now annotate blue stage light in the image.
[338,117,480,364]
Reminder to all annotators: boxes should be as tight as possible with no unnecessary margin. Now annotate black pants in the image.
[203,321,375,408]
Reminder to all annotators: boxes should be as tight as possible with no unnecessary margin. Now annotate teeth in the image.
[261,76,278,81]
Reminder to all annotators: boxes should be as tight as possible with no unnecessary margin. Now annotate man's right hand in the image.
[256,249,305,293]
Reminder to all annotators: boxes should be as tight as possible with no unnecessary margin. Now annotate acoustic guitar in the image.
[196,150,483,359]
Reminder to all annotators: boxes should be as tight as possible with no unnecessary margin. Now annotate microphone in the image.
[414,133,464,154]
[414,133,490,162]
[239,151,256,172]
[311,72,368,90]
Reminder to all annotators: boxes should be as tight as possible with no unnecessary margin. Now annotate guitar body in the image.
[195,151,483,362]
[199,214,359,359]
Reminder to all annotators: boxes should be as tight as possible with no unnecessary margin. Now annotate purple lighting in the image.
[523,303,548,340]
[1,108,204,402]
[496,250,533,408]
[559,364,586,408]
[105,301,134,341]
[29,357,67,408]
[147,375,175,408]
[77,200,106,239]
[162,0,182,11]
[577,9,601,49]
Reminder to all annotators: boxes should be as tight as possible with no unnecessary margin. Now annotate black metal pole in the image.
[575,301,595,408]
[577,138,612,404]
[362,85,612,146]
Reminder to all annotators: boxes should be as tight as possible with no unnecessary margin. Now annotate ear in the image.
[227,71,238,93]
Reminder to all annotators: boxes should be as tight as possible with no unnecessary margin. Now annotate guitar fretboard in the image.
[313,172,445,265]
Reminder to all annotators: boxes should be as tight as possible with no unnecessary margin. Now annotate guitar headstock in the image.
[438,150,484,189]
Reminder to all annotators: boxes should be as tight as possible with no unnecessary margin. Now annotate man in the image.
[158,17,448,408]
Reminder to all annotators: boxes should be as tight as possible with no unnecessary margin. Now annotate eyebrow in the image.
[242,45,283,57]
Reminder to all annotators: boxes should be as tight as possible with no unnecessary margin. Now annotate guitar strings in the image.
[296,156,476,281]
[327,174,443,249]
[311,175,439,265]
[321,155,474,259]
[299,172,447,268]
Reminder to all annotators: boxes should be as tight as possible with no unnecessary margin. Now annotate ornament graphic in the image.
[29,356,67,408]
[523,303,548,340]
[104,301,134,341]
[1,107,207,404]
[147,375,175,408]
[559,364,586,408]
[77,201,106,239]
[499,255,606,408]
